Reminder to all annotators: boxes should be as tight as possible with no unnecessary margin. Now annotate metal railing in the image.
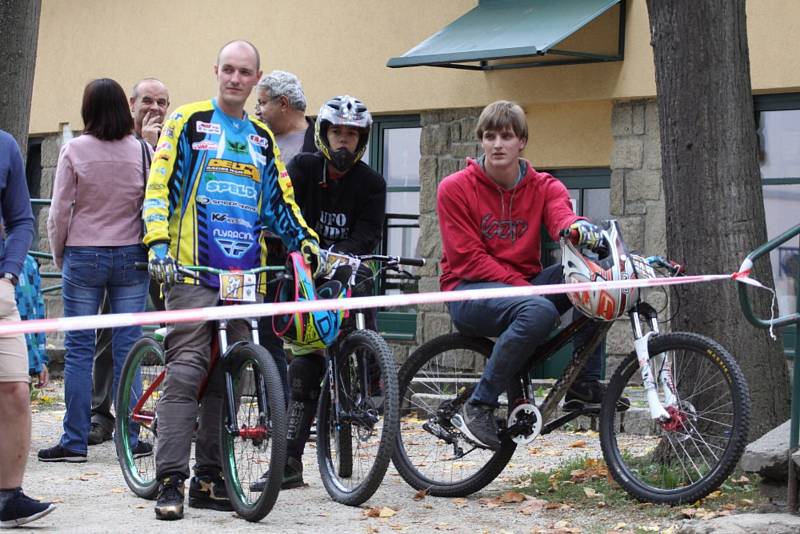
[738,223,800,511]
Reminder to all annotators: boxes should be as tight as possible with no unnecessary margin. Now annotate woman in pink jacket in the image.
[41,78,151,462]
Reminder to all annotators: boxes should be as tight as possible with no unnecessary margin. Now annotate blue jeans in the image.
[59,245,149,453]
[447,264,602,407]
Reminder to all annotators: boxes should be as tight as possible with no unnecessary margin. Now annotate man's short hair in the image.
[257,71,307,112]
[475,100,528,141]
[131,78,167,99]
[217,39,260,71]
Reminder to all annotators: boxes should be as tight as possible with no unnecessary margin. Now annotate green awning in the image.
[387,0,625,71]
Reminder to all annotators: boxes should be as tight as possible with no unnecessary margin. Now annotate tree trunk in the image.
[0,0,41,156]
[646,0,790,439]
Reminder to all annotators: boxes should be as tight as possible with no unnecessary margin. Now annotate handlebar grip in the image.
[398,257,426,267]
[559,228,580,245]
[135,261,149,271]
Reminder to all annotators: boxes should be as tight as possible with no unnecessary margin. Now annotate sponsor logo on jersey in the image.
[143,199,167,210]
[206,180,258,199]
[196,121,221,135]
[163,126,175,139]
[157,167,167,175]
[196,195,258,213]
[156,141,172,152]
[192,140,219,151]
[145,213,167,223]
[213,228,255,259]
[169,112,183,121]
[211,212,252,227]
[214,238,253,259]
[213,228,254,241]
[248,134,268,148]
[147,183,166,191]
[227,140,248,154]
[206,159,260,182]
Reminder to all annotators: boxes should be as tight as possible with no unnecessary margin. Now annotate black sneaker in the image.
[88,422,112,445]
[155,474,185,520]
[0,488,56,528]
[188,470,233,511]
[451,402,501,451]
[132,440,153,458]
[249,456,305,492]
[564,380,630,412]
[37,444,87,463]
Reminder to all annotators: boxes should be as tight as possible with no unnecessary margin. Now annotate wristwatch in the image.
[1,272,19,286]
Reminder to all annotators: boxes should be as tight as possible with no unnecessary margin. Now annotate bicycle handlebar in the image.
[134,261,283,277]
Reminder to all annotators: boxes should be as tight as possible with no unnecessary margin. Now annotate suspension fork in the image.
[629,303,674,421]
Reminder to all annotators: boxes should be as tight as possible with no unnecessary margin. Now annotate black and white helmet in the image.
[314,95,372,172]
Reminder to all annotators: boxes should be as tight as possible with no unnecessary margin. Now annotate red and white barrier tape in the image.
[0,272,753,337]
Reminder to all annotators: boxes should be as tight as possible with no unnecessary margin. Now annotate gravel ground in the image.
[17,380,728,533]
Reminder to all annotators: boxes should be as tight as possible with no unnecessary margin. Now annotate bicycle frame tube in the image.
[131,371,165,425]
[518,315,611,424]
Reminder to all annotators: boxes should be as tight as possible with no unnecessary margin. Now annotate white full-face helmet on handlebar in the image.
[561,220,639,321]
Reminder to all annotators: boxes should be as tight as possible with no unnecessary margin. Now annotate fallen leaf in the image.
[583,487,602,498]
[413,488,428,501]
[365,527,379,534]
[499,491,526,503]
[518,497,547,515]
[379,507,397,518]
[679,508,698,519]
[451,498,467,508]
[111,488,125,494]
[706,490,723,499]
[639,525,660,532]
[568,440,588,448]
[545,502,563,510]
[364,507,381,518]
[389,524,410,532]
[613,522,627,530]
[731,475,751,486]
[740,498,754,506]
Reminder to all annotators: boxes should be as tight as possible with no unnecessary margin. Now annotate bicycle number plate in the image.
[320,251,361,285]
[218,273,257,302]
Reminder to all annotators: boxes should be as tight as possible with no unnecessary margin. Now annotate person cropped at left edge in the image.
[41,78,152,464]
[0,130,56,528]
[142,39,319,521]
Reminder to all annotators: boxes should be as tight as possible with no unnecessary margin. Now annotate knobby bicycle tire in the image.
[600,332,751,504]
[392,333,520,497]
[115,335,164,500]
[220,343,287,522]
[316,329,399,505]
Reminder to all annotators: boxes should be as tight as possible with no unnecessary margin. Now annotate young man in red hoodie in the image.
[438,100,606,450]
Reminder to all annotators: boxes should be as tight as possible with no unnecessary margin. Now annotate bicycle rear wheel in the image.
[115,335,164,500]
[392,333,520,497]
[220,343,287,522]
[316,329,399,505]
[600,332,751,504]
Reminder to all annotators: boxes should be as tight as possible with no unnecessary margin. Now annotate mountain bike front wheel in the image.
[220,343,287,522]
[600,332,751,504]
[115,335,164,500]
[316,329,399,506]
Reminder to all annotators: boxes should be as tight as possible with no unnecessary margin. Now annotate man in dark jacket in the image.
[251,95,385,491]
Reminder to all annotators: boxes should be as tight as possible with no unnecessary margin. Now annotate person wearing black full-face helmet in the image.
[250,96,387,492]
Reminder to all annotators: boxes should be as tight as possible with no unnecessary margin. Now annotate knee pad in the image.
[288,355,325,401]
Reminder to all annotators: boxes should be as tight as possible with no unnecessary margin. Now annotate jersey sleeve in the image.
[142,109,187,247]
[259,137,318,250]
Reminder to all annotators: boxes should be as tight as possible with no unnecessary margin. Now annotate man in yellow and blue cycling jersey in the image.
[142,39,320,521]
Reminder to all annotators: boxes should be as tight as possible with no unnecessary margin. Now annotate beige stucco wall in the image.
[30,0,800,166]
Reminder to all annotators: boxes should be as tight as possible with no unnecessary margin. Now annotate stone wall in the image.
[36,133,67,358]
[415,107,483,348]
[604,98,666,377]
